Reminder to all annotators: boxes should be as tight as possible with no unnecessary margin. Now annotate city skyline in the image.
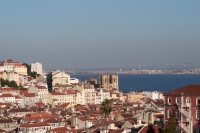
[0,1,200,69]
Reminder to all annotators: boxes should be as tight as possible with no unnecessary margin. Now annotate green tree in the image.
[19,86,27,90]
[158,123,165,133]
[0,78,18,88]
[164,115,177,133]
[146,124,155,133]
[22,63,31,76]
[101,99,112,133]
[31,71,37,78]
[9,81,18,88]
[48,88,52,92]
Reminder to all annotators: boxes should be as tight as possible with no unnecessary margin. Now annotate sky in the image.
[0,1,200,69]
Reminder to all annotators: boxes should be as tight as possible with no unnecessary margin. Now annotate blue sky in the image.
[0,1,200,69]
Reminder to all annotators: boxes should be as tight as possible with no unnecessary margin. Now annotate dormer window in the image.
[168,97,172,104]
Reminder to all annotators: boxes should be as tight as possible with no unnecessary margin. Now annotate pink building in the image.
[164,84,200,133]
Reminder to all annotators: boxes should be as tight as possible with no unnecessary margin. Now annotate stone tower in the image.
[98,74,118,90]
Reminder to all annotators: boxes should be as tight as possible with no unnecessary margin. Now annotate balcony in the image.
[179,108,190,118]
[179,123,191,132]
[182,117,190,122]
[181,103,191,107]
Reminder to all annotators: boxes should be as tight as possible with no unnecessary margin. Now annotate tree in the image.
[101,99,112,133]
[164,115,177,133]
[22,63,31,76]
[0,78,18,88]
[9,81,18,88]
[158,123,165,133]
[31,71,37,78]
[146,124,155,133]
[19,86,27,90]
[22,63,40,78]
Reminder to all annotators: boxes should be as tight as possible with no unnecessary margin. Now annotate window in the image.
[197,125,200,133]
[175,110,179,118]
[168,109,172,118]
[186,97,190,103]
[176,97,179,104]
[197,110,200,119]
[197,98,200,105]
[168,97,172,104]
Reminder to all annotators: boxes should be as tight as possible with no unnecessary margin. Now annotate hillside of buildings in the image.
[0,59,198,133]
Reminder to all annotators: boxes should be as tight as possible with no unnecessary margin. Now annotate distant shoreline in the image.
[70,73,200,75]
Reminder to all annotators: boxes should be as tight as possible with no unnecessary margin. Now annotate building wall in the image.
[70,78,79,84]
[0,71,7,80]
[31,62,43,75]
[143,91,163,100]
[14,66,27,75]
[99,75,118,90]
[164,94,200,133]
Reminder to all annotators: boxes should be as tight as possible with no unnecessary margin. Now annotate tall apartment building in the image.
[164,84,200,133]
[98,74,118,90]
[84,83,96,104]
[31,62,43,75]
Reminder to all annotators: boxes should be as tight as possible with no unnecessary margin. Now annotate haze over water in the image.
[71,74,200,92]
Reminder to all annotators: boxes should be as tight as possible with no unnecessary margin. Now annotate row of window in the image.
[168,97,200,105]
[167,109,200,119]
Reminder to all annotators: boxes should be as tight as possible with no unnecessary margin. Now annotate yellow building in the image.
[129,92,143,101]
[0,71,7,80]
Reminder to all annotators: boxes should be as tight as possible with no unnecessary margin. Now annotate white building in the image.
[18,122,51,133]
[0,94,15,103]
[84,83,96,104]
[28,86,49,104]
[70,78,79,84]
[21,93,38,106]
[142,91,163,100]
[0,59,27,75]
[51,70,71,90]
[96,89,110,104]
[31,62,43,75]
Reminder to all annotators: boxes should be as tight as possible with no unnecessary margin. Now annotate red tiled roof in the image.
[58,102,70,108]
[65,90,75,94]
[24,93,35,97]
[127,119,135,125]
[164,84,200,95]
[9,108,31,112]
[2,87,18,91]
[0,94,14,97]
[47,127,84,133]
[15,96,22,99]
[49,92,65,95]
[19,122,50,127]
[138,125,161,133]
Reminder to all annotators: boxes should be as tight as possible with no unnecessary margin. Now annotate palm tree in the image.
[101,99,112,133]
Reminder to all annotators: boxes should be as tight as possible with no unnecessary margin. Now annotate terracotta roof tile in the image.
[19,122,50,127]
[164,84,200,95]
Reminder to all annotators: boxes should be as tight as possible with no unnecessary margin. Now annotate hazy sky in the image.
[0,1,200,69]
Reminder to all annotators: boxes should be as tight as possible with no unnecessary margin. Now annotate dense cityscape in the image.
[0,59,199,133]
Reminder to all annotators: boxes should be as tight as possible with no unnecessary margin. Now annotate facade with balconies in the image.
[84,83,96,104]
[164,84,200,133]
